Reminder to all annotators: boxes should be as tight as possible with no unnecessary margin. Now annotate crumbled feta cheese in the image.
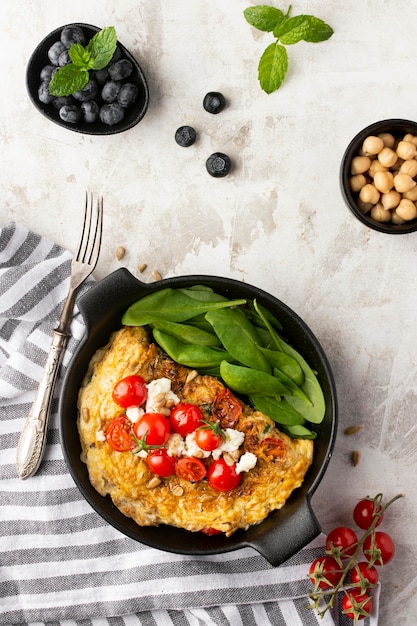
[185,431,211,458]
[145,377,180,413]
[126,406,145,423]
[211,428,245,460]
[96,429,106,442]
[235,452,257,474]
[166,433,186,457]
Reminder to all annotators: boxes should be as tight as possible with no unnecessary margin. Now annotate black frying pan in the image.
[59,268,337,566]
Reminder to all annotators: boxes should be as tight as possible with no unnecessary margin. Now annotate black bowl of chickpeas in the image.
[340,119,417,234]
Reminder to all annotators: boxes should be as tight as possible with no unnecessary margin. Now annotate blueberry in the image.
[59,105,82,124]
[73,79,99,102]
[175,126,197,147]
[40,64,56,82]
[81,100,99,123]
[206,152,231,177]
[101,80,121,103]
[48,41,66,65]
[118,83,138,107]
[108,59,133,81]
[52,95,75,110]
[61,25,86,49]
[99,103,125,126]
[58,50,71,67]
[93,67,109,86]
[203,92,226,114]
[111,46,123,63]
[38,81,55,104]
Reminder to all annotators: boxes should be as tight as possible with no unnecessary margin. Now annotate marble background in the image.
[1,1,417,623]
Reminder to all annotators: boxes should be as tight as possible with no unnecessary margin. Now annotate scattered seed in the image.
[344,425,363,436]
[158,407,171,417]
[185,370,199,384]
[171,485,184,497]
[351,450,361,466]
[223,452,235,466]
[147,476,162,489]
[151,269,162,281]
[115,246,125,260]
[138,262,147,273]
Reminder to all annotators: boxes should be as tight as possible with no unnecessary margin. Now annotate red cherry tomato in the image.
[353,498,383,530]
[261,437,286,458]
[326,526,358,559]
[363,531,395,565]
[106,415,136,452]
[201,527,223,535]
[176,457,207,482]
[341,588,372,621]
[212,388,242,428]
[208,458,242,492]
[195,425,223,451]
[112,375,147,408]
[309,555,343,589]
[146,449,177,477]
[133,412,171,446]
[349,561,379,587]
[169,403,204,437]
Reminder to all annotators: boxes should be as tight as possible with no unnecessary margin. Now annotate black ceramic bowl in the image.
[340,119,417,234]
[59,269,337,566]
[26,23,149,135]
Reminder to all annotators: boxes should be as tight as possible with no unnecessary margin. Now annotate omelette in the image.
[78,325,314,536]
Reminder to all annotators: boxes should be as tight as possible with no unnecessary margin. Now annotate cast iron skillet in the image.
[59,268,337,566]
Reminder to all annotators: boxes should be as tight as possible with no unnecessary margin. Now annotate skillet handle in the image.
[248,499,321,567]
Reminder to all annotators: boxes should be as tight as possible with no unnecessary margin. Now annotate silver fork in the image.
[16,191,103,480]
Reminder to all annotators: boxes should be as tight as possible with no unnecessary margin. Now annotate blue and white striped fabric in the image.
[0,222,379,626]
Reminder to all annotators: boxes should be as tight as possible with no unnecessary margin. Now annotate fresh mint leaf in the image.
[302,16,333,42]
[49,64,89,97]
[258,41,288,94]
[243,6,285,32]
[69,43,93,69]
[86,26,117,70]
[274,15,310,44]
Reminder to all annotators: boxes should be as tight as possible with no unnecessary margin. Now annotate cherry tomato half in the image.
[195,425,223,451]
[133,412,171,446]
[169,403,204,437]
[363,531,395,565]
[353,498,383,530]
[208,458,242,492]
[212,388,242,428]
[106,415,136,452]
[326,526,358,559]
[176,456,207,482]
[201,527,223,535]
[112,375,147,408]
[309,555,343,589]
[349,561,379,587]
[147,449,177,477]
[341,588,372,621]
[261,437,286,458]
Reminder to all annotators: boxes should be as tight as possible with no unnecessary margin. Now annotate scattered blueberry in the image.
[58,50,71,67]
[206,152,231,177]
[59,105,82,123]
[203,92,226,114]
[93,67,109,85]
[108,59,133,81]
[38,82,54,104]
[60,25,86,49]
[101,80,121,103]
[73,79,99,102]
[40,64,56,82]
[118,83,138,107]
[175,126,197,147]
[48,41,66,66]
[100,102,125,125]
[52,95,75,110]
[81,100,100,123]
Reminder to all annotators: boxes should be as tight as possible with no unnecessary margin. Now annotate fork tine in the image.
[76,191,103,268]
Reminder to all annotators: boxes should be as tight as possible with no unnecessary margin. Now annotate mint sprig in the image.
[49,26,117,97]
[243,5,333,94]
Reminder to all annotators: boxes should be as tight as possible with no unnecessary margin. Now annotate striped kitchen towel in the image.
[0,222,379,626]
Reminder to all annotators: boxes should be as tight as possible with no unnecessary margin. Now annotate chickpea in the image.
[399,159,417,178]
[378,147,398,168]
[350,174,367,192]
[357,199,373,214]
[403,133,417,147]
[362,135,384,155]
[370,203,391,223]
[391,210,406,225]
[368,160,387,178]
[396,140,417,160]
[351,155,371,175]
[396,198,417,221]
[373,171,394,193]
[381,190,401,210]
[359,183,380,205]
[402,186,417,201]
[393,173,416,193]
[378,132,395,148]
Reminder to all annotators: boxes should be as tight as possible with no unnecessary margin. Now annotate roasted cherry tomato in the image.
[147,449,177,477]
[208,458,242,492]
[112,375,147,408]
[261,437,286,458]
[349,561,379,587]
[212,388,242,428]
[201,527,223,535]
[353,498,383,530]
[105,415,136,452]
[169,403,204,437]
[309,555,343,589]
[326,526,358,559]
[195,422,223,451]
[176,456,207,482]
[133,412,171,446]
[363,531,395,565]
[341,588,372,620]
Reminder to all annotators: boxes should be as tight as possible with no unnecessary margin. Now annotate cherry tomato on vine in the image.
[146,449,176,477]
[195,423,223,451]
[176,456,207,482]
[349,561,379,587]
[363,531,395,565]
[353,498,383,530]
[106,415,136,452]
[326,526,358,558]
[309,555,343,589]
[212,388,242,428]
[112,375,147,408]
[133,412,171,446]
[169,403,204,437]
[208,458,242,492]
[341,588,372,620]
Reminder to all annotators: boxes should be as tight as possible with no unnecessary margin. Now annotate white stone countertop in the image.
[1,1,417,624]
